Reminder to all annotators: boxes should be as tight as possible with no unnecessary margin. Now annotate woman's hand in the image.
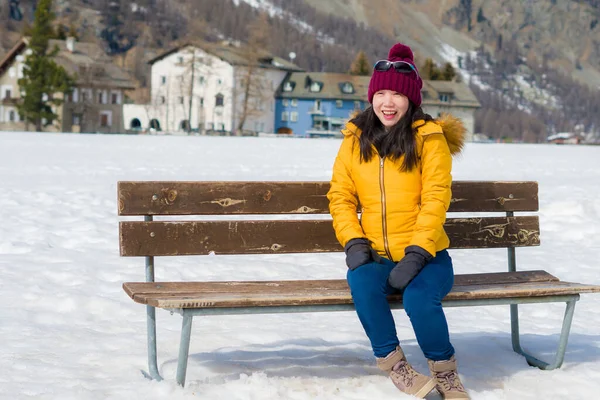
[388,245,433,290]
[344,238,381,270]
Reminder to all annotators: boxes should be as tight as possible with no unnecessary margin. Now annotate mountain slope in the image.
[304,0,600,87]
[1,0,599,140]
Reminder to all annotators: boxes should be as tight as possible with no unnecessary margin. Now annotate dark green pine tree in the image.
[18,0,74,132]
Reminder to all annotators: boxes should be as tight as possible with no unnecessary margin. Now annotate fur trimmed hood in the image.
[424,113,466,156]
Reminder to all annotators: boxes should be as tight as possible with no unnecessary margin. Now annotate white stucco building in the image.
[124,41,302,134]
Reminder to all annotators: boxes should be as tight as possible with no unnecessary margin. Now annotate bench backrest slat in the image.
[118,181,539,216]
[119,216,540,257]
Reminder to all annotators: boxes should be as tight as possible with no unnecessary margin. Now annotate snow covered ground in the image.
[1,131,599,400]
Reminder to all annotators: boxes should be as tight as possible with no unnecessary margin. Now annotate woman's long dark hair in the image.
[351,102,433,172]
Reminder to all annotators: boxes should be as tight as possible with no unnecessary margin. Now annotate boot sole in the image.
[413,377,436,399]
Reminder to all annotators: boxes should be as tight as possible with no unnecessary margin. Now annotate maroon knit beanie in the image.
[367,43,422,106]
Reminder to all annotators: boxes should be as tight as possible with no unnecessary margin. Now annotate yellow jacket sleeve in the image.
[409,133,452,256]
[327,136,365,247]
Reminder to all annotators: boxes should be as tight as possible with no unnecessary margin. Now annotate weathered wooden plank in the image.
[123,271,559,298]
[122,278,600,309]
[119,216,540,256]
[117,181,538,216]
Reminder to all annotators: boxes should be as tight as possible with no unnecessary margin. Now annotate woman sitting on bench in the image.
[327,42,468,399]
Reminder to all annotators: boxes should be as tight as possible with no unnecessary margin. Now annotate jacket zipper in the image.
[379,157,392,260]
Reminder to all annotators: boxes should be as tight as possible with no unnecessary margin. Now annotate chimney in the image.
[66,36,76,53]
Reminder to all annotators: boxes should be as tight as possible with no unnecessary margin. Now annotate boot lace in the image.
[391,360,418,387]
[435,370,465,392]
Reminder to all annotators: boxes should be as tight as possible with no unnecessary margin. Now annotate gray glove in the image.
[388,245,433,290]
[344,238,381,270]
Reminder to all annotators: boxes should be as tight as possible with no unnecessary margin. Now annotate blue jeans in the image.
[346,250,455,361]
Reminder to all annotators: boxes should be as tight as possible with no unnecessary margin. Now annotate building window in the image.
[314,99,321,110]
[439,93,451,102]
[99,111,112,127]
[111,92,120,105]
[81,90,88,103]
[310,82,322,92]
[9,110,15,122]
[341,82,354,94]
[160,96,166,104]
[215,93,224,107]
[282,99,289,107]
[283,81,295,92]
[98,91,104,104]
[217,79,222,85]
[281,111,289,122]
[290,111,298,122]
[72,114,82,125]
[179,96,184,104]
[207,122,214,130]
[291,99,298,107]
[199,76,205,85]
[3,89,11,99]
[161,76,166,85]
[218,123,225,131]
[199,97,204,107]
[177,56,184,64]
[336,100,343,108]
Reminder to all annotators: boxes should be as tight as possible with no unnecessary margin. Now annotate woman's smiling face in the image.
[372,90,410,128]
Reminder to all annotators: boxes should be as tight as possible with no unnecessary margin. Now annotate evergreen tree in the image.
[68,24,79,40]
[476,7,486,23]
[442,62,457,81]
[421,58,441,80]
[55,24,68,40]
[17,0,74,131]
[348,50,371,76]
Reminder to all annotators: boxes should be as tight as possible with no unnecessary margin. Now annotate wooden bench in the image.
[118,180,600,387]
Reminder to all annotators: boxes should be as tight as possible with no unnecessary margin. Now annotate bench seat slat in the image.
[123,271,599,309]
[123,270,558,297]
[118,181,539,215]
[125,281,600,309]
[119,216,540,256]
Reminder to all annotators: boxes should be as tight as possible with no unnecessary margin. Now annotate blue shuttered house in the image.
[273,72,480,140]
[274,73,369,138]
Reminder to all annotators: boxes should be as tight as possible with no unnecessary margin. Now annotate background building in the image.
[275,72,479,140]
[0,37,136,133]
[124,41,302,134]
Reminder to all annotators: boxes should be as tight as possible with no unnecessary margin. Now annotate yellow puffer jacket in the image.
[327,114,466,262]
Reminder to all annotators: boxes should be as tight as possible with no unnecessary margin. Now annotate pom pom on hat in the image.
[388,43,414,62]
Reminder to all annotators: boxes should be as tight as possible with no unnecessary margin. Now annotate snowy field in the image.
[1,131,599,400]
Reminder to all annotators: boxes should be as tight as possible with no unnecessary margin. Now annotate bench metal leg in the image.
[176,313,194,387]
[510,297,578,370]
[141,233,163,381]
[141,305,163,381]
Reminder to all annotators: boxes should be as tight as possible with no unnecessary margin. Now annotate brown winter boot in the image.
[376,346,436,398]
[427,356,470,399]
